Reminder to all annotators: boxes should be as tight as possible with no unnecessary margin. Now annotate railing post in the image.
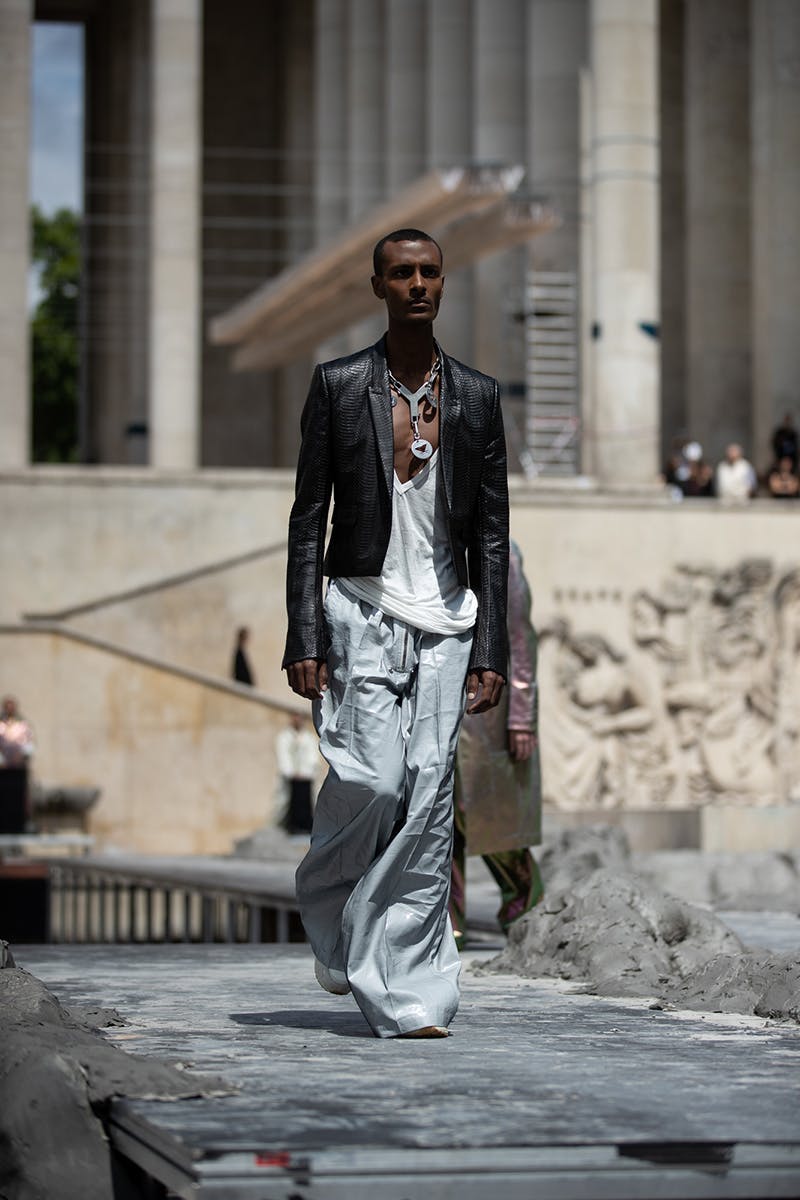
[248,904,260,944]
[201,894,214,942]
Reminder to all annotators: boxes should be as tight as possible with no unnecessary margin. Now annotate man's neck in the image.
[385,326,436,381]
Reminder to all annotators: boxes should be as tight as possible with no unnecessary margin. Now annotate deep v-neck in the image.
[394,449,439,493]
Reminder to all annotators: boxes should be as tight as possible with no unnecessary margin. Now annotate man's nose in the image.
[409,270,426,292]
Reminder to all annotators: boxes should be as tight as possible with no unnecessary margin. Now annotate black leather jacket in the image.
[283,336,509,678]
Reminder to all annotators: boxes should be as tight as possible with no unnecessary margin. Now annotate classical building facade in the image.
[2,0,799,479]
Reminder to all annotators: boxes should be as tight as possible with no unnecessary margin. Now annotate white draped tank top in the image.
[338,450,478,635]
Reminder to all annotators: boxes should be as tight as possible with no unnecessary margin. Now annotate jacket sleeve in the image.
[282,365,333,668]
[507,544,538,732]
[468,380,509,679]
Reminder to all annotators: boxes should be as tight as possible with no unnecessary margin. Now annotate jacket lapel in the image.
[439,350,460,513]
[368,338,394,501]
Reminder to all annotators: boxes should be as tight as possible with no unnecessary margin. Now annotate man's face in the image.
[371,240,444,326]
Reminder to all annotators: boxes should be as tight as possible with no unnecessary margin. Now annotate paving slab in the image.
[16,943,800,1199]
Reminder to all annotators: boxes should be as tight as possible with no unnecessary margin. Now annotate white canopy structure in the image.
[209,166,559,371]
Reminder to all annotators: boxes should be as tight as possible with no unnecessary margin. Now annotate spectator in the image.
[232,626,255,686]
[665,441,714,497]
[767,456,800,500]
[276,713,318,835]
[772,413,798,470]
[682,453,714,497]
[0,696,35,835]
[716,443,757,501]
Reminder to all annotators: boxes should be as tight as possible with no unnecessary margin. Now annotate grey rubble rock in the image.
[488,867,743,994]
[661,951,800,1020]
[0,967,232,1200]
[485,828,800,1023]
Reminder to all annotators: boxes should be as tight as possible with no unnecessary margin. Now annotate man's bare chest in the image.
[391,380,441,485]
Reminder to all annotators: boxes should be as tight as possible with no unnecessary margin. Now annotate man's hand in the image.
[508,729,537,762]
[286,658,329,700]
[466,670,504,714]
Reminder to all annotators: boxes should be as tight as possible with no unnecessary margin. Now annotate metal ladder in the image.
[524,270,580,476]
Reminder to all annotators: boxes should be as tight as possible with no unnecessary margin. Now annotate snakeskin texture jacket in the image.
[283,336,509,678]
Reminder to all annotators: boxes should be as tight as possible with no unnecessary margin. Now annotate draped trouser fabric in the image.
[295,580,473,1038]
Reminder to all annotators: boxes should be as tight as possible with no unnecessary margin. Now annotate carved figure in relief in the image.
[540,621,673,809]
[541,558,800,810]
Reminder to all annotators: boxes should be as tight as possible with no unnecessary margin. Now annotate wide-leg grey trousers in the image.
[295,580,473,1037]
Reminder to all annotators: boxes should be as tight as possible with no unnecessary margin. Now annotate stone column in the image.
[472,0,527,381]
[275,0,317,466]
[751,0,800,469]
[0,0,32,469]
[526,0,587,271]
[149,0,202,469]
[386,0,427,194]
[427,0,473,363]
[659,0,688,465]
[588,0,660,485]
[346,0,385,352]
[579,67,595,477]
[313,0,349,361]
[685,0,750,465]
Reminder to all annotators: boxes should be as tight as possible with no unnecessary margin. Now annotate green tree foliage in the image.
[31,205,80,462]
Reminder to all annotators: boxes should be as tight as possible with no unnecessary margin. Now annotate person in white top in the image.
[275,714,319,834]
[0,696,35,835]
[716,443,757,501]
[285,230,509,1039]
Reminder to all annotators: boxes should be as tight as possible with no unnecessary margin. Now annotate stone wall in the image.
[0,626,302,855]
[2,469,800,853]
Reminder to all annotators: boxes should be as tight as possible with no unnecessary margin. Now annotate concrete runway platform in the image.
[16,941,800,1199]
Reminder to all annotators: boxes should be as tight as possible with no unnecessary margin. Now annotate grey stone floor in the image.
[17,942,800,1152]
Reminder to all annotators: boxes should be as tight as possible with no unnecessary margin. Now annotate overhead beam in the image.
[209,165,524,347]
[230,197,559,371]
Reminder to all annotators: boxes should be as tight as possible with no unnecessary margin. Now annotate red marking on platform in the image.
[254,1152,291,1168]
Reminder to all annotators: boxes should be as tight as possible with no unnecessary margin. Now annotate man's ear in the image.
[371,274,385,300]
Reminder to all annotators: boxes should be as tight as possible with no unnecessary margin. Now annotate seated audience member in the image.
[716,443,757,501]
[767,456,800,500]
[772,413,798,470]
[663,438,690,488]
[662,441,714,496]
[683,460,715,498]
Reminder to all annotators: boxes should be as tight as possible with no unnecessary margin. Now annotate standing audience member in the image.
[767,457,800,500]
[232,626,255,686]
[715,444,757,501]
[772,413,798,470]
[276,714,319,835]
[449,541,543,948]
[0,696,35,834]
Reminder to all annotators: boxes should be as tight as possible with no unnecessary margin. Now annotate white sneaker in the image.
[314,958,351,995]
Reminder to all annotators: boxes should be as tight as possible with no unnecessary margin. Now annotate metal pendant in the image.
[411,437,433,461]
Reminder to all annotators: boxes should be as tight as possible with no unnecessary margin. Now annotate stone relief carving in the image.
[540,559,800,809]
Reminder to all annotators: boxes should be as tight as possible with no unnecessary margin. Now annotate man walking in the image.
[283,229,509,1038]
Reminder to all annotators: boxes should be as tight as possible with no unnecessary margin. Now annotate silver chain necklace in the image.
[387,355,442,461]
